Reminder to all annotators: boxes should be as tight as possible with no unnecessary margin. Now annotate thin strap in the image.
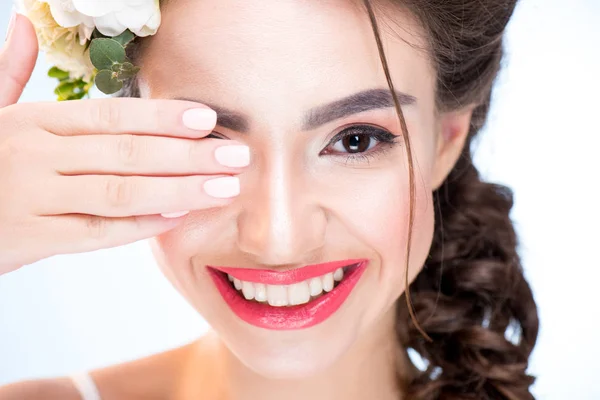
[70,372,102,400]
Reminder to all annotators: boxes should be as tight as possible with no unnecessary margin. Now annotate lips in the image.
[207,259,368,330]
[210,259,366,285]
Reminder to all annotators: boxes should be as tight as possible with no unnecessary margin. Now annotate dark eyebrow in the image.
[175,99,251,133]
[175,88,416,133]
[302,88,416,130]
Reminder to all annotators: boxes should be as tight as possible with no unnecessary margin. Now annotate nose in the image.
[236,157,327,266]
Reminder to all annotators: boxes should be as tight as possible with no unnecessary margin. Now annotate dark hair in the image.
[121,1,539,398]
[361,1,539,399]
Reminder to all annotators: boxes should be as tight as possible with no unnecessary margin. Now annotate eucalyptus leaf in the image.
[116,62,141,80]
[92,28,109,40]
[90,38,126,70]
[112,30,135,47]
[95,69,123,94]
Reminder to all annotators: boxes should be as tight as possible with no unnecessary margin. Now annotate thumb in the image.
[0,12,39,108]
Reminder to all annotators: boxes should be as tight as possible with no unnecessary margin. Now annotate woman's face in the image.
[144,0,467,378]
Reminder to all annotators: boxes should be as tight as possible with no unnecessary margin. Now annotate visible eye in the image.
[206,132,228,140]
[321,125,400,162]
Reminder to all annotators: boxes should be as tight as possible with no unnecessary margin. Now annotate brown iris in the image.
[342,134,370,153]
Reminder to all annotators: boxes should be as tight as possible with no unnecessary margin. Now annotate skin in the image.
[0,0,473,399]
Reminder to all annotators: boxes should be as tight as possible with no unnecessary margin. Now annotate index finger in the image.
[27,98,218,138]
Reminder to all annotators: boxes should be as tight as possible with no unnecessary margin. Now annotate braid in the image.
[397,99,539,399]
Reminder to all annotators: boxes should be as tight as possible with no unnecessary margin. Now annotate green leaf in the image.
[115,62,141,80]
[54,81,76,97]
[51,72,93,101]
[112,30,135,47]
[91,29,109,40]
[95,69,123,94]
[89,38,126,70]
[48,67,70,81]
[66,91,87,100]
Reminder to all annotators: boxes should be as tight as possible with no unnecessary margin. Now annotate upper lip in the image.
[208,259,367,285]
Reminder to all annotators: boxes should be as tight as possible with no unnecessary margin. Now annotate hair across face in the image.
[123,0,538,398]
[377,1,539,398]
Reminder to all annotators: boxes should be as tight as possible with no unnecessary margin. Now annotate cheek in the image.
[358,143,436,306]
[361,171,434,278]
[150,213,230,300]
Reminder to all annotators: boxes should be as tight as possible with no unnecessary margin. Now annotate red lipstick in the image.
[210,259,365,285]
[207,259,368,330]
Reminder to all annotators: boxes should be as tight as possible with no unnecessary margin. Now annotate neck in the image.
[216,306,409,400]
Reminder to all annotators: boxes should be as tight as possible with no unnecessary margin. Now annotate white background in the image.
[0,0,599,398]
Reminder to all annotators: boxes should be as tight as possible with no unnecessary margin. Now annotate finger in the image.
[38,213,186,256]
[53,135,250,176]
[29,98,219,139]
[39,174,241,217]
[0,13,39,108]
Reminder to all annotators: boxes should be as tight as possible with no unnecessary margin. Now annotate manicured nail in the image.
[204,177,240,199]
[215,145,250,168]
[182,108,217,131]
[5,7,16,42]
[161,211,190,219]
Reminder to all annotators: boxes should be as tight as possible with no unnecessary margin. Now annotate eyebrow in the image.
[175,88,416,133]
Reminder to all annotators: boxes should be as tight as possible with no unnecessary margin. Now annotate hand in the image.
[0,14,248,275]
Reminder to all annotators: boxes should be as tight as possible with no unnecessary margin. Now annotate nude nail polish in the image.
[215,145,250,168]
[182,108,217,131]
[204,177,240,199]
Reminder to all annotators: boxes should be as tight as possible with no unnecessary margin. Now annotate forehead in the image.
[140,0,434,122]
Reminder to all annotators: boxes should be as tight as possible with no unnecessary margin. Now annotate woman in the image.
[0,0,539,398]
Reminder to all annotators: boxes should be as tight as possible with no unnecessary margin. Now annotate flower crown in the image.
[18,0,161,100]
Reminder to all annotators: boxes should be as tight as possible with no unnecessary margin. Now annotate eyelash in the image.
[207,124,401,165]
[321,125,400,164]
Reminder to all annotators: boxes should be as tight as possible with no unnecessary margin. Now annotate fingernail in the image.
[204,177,240,199]
[182,108,217,131]
[215,145,250,168]
[5,7,17,42]
[161,211,190,219]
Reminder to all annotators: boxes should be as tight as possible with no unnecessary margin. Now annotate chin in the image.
[223,327,359,380]
[201,261,374,380]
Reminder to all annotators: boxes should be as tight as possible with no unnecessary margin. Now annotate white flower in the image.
[18,0,95,80]
[43,0,161,38]
[17,0,161,82]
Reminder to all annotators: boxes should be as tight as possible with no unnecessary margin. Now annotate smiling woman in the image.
[0,0,538,399]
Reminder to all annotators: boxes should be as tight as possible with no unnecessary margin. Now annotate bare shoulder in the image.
[0,378,81,400]
[0,339,210,400]
[89,340,200,399]
[90,334,223,399]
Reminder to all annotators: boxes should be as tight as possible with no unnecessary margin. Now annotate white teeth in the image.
[227,266,350,306]
[288,281,311,306]
[241,281,255,300]
[254,283,267,302]
[233,278,243,290]
[322,273,334,292]
[267,285,288,307]
[308,277,323,297]
[333,268,344,281]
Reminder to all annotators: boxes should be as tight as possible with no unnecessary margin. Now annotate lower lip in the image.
[208,261,368,330]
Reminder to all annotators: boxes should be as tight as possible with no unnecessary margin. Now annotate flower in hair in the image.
[17,0,161,99]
